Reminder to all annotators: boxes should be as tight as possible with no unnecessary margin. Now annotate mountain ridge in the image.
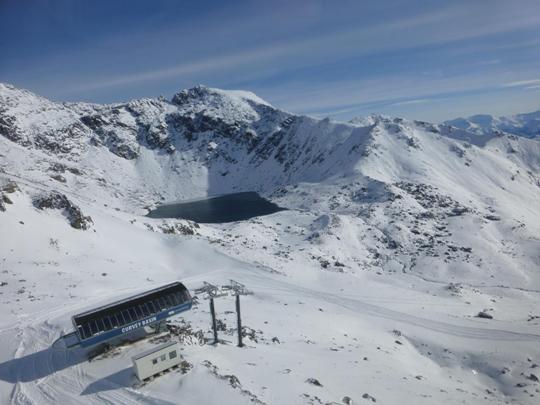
[1,83,540,404]
[445,109,540,139]
[1,82,539,212]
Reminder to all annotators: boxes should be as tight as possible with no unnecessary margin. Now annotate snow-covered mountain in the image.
[445,110,540,139]
[1,83,539,404]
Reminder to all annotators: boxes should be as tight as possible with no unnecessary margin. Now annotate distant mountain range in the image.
[445,110,540,139]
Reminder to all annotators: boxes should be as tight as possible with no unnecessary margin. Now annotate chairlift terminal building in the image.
[66,282,192,348]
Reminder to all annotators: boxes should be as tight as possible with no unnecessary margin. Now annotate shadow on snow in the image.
[0,345,86,383]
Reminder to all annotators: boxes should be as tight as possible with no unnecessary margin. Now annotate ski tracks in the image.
[247,274,540,342]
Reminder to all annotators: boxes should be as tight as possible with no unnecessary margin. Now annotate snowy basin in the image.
[146,192,285,223]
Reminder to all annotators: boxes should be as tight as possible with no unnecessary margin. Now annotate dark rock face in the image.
[80,112,141,159]
[171,86,209,106]
[255,130,286,162]
[166,111,250,147]
[48,162,82,175]
[0,113,16,137]
[527,373,539,382]
[0,110,29,146]
[0,194,11,211]
[476,311,493,319]
[362,393,377,402]
[33,192,93,230]
[34,127,80,154]
[80,115,107,131]
[2,182,19,194]
[158,221,199,235]
[305,378,323,387]
[50,174,67,183]
[396,182,471,217]
[107,135,139,159]
[140,122,172,151]
[0,181,18,212]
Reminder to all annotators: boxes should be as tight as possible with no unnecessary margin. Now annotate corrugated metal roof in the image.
[132,341,178,361]
[74,282,183,319]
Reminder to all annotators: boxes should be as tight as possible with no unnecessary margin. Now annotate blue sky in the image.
[1,0,540,122]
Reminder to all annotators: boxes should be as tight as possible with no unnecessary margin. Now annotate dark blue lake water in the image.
[146,192,285,223]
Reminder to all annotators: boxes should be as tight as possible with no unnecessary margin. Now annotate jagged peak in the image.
[349,114,408,128]
[171,85,272,108]
[169,85,276,124]
[0,82,49,104]
[0,82,17,92]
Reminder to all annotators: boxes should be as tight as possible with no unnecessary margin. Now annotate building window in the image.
[152,358,158,365]
[169,350,177,359]
[160,355,166,361]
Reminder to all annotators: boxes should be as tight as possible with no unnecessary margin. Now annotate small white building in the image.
[132,341,181,381]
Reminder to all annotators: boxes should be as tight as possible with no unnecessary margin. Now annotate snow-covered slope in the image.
[445,110,540,140]
[1,83,540,404]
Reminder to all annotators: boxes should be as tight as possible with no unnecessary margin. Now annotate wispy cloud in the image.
[264,66,523,114]
[58,3,540,96]
[389,98,431,107]
[4,0,540,121]
[60,44,298,94]
[477,59,501,66]
[502,78,540,87]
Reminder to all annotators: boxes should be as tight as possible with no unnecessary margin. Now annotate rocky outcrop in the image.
[33,192,93,230]
[0,181,19,212]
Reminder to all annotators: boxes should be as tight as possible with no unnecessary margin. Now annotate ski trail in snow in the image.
[404,271,540,294]
[2,265,538,404]
[245,274,540,342]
